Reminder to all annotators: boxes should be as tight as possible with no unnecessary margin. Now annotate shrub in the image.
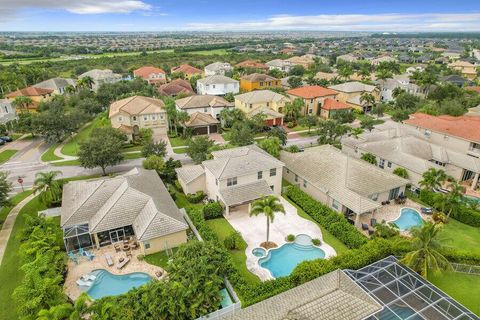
[186,191,204,203]
[286,234,295,242]
[287,121,296,128]
[174,180,183,192]
[312,238,321,246]
[284,186,367,248]
[203,202,223,220]
[432,212,447,224]
[224,231,243,250]
[285,145,300,153]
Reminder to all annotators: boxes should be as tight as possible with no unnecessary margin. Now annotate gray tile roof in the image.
[175,165,205,184]
[34,77,75,91]
[61,168,187,240]
[221,270,381,320]
[204,62,232,72]
[235,90,289,104]
[219,180,273,206]
[175,95,233,109]
[197,75,238,85]
[203,145,284,180]
[280,145,408,214]
[329,81,377,93]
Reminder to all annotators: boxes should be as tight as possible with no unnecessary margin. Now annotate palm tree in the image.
[360,92,376,113]
[445,181,465,219]
[284,98,304,120]
[176,111,190,137]
[349,127,364,139]
[338,64,353,80]
[249,195,285,244]
[392,87,406,99]
[65,84,76,95]
[401,222,451,278]
[33,171,63,206]
[77,76,94,90]
[375,68,393,81]
[419,168,447,191]
[12,96,33,112]
[358,65,371,80]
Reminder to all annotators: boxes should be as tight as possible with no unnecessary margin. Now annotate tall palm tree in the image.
[176,111,190,137]
[401,222,451,278]
[419,168,447,191]
[77,76,94,90]
[284,98,304,119]
[33,171,63,206]
[445,181,465,219]
[360,92,376,113]
[392,87,406,99]
[375,68,393,81]
[12,96,33,112]
[249,195,285,244]
[338,65,353,80]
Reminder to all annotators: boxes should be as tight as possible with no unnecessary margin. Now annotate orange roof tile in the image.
[6,86,53,98]
[171,64,203,75]
[322,98,352,110]
[235,60,269,69]
[404,113,480,143]
[466,86,480,94]
[287,85,338,99]
[133,66,166,79]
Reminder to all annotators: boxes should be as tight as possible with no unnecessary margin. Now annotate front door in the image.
[110,229,125,243]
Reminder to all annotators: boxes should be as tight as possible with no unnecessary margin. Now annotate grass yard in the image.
[61,116,108,156]
[206,218,261,285]
[189,48,229,55]
[0,149,17,164]
[51,159,81,167]
[288,125,308,132]
[168,135,190,147]
[145,248,178,269]
[440,219,480,255]
[173,147,189,154]
[41,144,63,162]
[11,133,24,141]
[0,190,33,230]
[428,271,480,316]
[123,151,144,160]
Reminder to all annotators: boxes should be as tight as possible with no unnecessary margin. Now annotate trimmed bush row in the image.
[203,202,223,220]
[186,191,205,203]
[419,189,480,227]
[284,186,368,249]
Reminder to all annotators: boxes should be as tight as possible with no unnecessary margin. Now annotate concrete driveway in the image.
[225,196,336,280]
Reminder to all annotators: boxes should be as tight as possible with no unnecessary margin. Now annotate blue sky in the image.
[1,0,480,31]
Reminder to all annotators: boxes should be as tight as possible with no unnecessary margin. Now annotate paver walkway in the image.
[0,193,35,265]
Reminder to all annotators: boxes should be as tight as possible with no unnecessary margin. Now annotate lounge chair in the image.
[114,243,121,252]
[68,252,78,264]
[84,250,95,261]
[421,207,433,214]
[116,257,130,269]
[81,274,96,281]
[105,254,114,266]
[76,279,92,287]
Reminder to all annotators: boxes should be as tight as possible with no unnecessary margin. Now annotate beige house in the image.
[60,168,188,256]
[287,85,338,116]
[448,61,477,80]
[79,69,122,91]
[34,77,76,95]
[109,95,167,139]
[176,145,284,214]
[328,82,380,113]
[281,145,408,226]
[235,90,289,126]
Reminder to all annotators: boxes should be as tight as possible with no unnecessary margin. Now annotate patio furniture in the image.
[119,257,125,263]
[129,242,138,250]
[68,252,78,264]
[368,229,375,236]
[370,218,377,227]
[126,250,132,258]
[122,244,130,251]
[81,274,96,281]
[105,254,114,266]
[114,243,121,252]
[84,250,95,261]
[155,270,163,278]
[116,258,130,270]
[76,279,93,287]
[421,207,433,214]
[361,224,369,231]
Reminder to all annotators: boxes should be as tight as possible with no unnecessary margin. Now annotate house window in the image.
[387,161,392,168]
[204,108,208,112]
[227,177,237,186]
[144,241,151,249]
[270,185,274,191]
[152,115,156,120]
[332,199,340,210]
[118,116,123,122]
[260,82,264,86]
[258,171,263,179]
[303,179,307,188]
[308,109,313,114]
[215,179,218,186]
[160,114,164,119]
[379,159,385,169]
[249,104,253,109]
[212,85,216,89]
[295,174,298,182]
[266,102,269,107]
[133,116,137,121]
[270,168,276,177]
[371,193,379,201]
[144,116,148,121]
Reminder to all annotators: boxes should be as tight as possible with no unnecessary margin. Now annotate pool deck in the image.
[358,199,433,237]
[225,196,337,281]
[64,244,166,301]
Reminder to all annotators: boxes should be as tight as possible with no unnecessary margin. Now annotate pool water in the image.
[259,235,325,278]
[220,288,233,308]
[86,269,152,299]
[252,247,266,257]
[463,195,480,204]
[392,208,423,231]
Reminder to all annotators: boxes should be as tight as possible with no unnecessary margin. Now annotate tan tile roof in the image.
[235,60,268,69]
[219,180,273,206]
[6,86,53,98]
[109,95,165,118]
[133,66,166,79]
[328,81,377,93]
[235,90,289,104]
[241,73,278,82]
[287,85,337,99]
[171,64,203,75]
[176,95,233,109]
[158,79,194,96]
[184,112,219,127]
[175,165,205,184]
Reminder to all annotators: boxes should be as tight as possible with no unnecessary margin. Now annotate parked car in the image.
[0,136,12,142]
[0,139,5,145]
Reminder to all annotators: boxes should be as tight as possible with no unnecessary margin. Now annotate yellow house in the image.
[5,86,54,111]
[171,64,204,80]
[235,89,289,126]
[448,61,477,80]
[328,82,380,113]
[240,73,281,92]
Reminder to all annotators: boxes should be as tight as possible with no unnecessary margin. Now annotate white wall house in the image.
[197,75,239,96]
[204,62,233,76]
[175,95,233,121]
[0,99,16,124]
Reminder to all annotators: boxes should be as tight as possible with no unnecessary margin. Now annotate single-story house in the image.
[34,77,76,95]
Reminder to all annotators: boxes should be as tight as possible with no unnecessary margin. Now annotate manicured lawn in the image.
[289,125,308,132]
[61,116,107,156]
[206,218,261,285]
[172,189,204,211]
[0,149,17,164]
[11,133,24,141]
[41,144,63,162]
[190,48,229,55]
[123,151,144,160]
[145,248,178,269]
[123,145,143,152]
[173,147,189,154]
[0,190,33,229]
[428,271,480,316]
[0,195,46,320]
[440,219,480,255]
[168,135,190,147]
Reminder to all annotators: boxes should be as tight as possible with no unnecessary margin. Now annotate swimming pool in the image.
[84,269,152,299]
[259,234,325,278]
[391,208,423,231]
[463,195,480,204]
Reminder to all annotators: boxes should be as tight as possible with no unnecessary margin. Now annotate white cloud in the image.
[186,13,480,31]
[0,0,151,17]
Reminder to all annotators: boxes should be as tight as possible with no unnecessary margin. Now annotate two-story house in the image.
[287,85,339,116]
[175,145,284,215]
[171,64,203,80]
[328,82,380,113]
[79,69,122,92]
[196,75,239,96]
[34,77,76,95]
[133,66,167,85]
[266,59,293,73]
[240,73,281,92]
[109,95,168,140]
[235,90,290,126]
[204,62,233,76]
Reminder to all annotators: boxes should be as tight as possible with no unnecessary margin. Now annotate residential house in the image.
[196,75,239,96]
[370,55,398,66]
[266,59,293,73]
[320,99,352,119]
[60,168,188,255]
[378,75,425,102]
[79,69,122,92]
[285,54,315,69]
[183,113,220,135]
[235,60,269,71]
[204,62,233,76]
[133,66,167,85]
[176,145,284,215]
[328,81,380,113]
[281,145,408,225]
[5,86,54,111]
[0,99,16,123]
[336,53,358,63]
[240,73,281,92]
[287,85,338,116]
[157,79,195,97]
[34,77,76,95]
[109,95,167,139]
[171,64,203,80]
[448,61,477,80]
[440,75,472,87]
[342,119,480,189]
[235,90,290,126]
[314,71,339,81]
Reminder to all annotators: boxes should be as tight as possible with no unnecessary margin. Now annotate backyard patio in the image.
[64,242,166,301]
[224,196,336,281]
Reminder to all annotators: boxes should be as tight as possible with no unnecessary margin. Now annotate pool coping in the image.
[388,207,424,232]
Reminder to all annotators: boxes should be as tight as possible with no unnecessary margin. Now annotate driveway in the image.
[225,196,336,280]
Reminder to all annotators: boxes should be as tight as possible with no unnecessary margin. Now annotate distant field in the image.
[188,48,229,55]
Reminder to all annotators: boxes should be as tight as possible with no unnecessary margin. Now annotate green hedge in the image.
[284,186,368,249]
[186,191,205,203]
[419,189,480,227]
[203,202,224,220]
